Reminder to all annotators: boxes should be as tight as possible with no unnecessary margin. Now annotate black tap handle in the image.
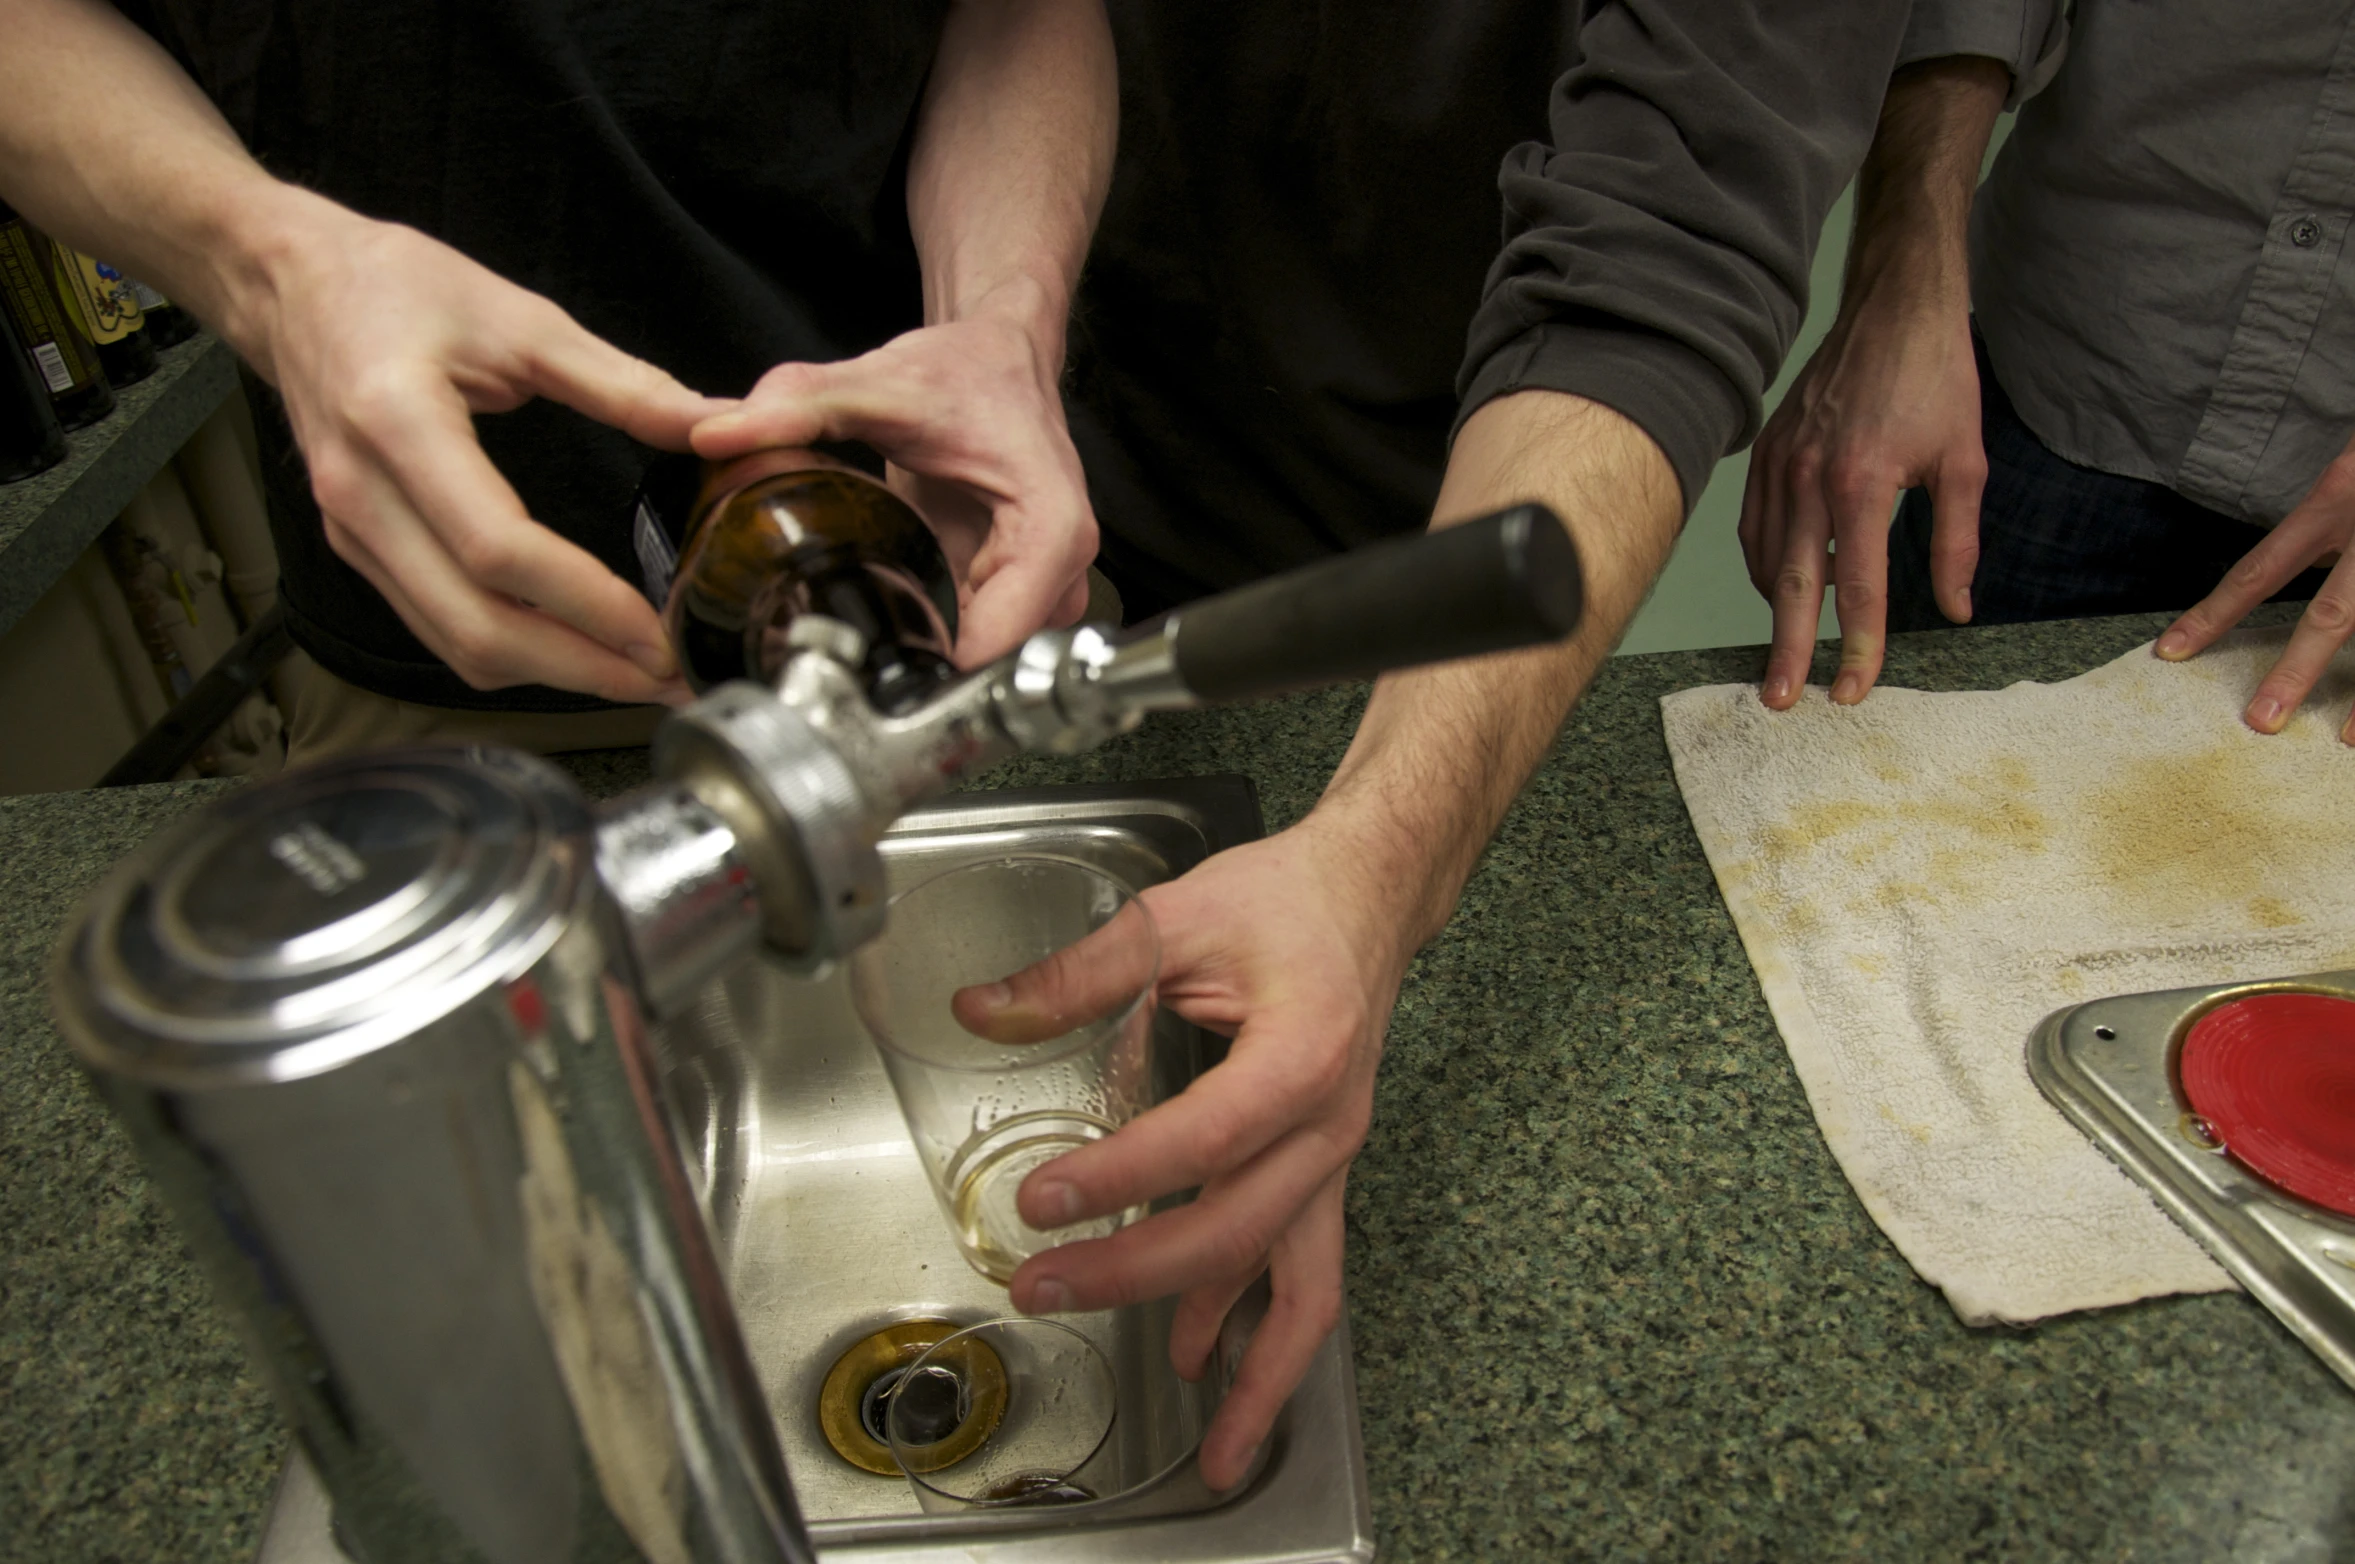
[1166,503,1584,705]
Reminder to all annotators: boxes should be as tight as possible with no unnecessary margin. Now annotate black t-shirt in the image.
[143,0,946,710]
[1071,4,1579,618]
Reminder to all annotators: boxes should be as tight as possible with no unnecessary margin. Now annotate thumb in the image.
[950,903,1157,1044]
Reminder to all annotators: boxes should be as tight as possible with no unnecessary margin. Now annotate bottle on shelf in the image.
[0,202,114,430]
[51,244,157,388]
[0,304,68,483]
[124,278,195,348]
[654,447,960,715]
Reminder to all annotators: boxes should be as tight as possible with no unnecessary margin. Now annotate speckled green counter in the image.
[4,611,2348,1561]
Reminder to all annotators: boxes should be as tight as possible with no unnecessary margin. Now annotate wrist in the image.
[934,272,1070,381]
[1291,789,1464,963]
[198,181,370,374]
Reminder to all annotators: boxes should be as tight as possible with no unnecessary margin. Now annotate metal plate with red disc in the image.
[2179,992,2355,1220]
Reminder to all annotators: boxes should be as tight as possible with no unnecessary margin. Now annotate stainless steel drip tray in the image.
[2027,969,2355,1391]
[258,777,1375,1564]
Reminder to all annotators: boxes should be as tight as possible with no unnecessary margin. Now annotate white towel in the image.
[1660,627,2355,1325]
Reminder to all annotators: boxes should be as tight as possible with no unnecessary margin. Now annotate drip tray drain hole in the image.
[817,1319,1008,1476]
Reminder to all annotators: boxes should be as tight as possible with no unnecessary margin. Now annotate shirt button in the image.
[2291,216,2324,247]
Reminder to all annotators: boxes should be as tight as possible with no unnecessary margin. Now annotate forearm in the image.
[1302,391,1684,951]
[1843,56,2011,305]
[0,0,341,350]
[908,0,1116,367]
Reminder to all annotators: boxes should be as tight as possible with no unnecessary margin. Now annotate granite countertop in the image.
[5,612,2350,1561]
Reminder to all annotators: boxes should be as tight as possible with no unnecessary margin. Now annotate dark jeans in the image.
[1886,334,2326,631]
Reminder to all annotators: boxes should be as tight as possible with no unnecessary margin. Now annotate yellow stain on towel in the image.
[2248,895,2303,929]
[1758,756,2051,911]
[2086,750,2301,905]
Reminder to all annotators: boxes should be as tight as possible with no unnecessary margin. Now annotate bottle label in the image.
[127,279,170,312]
[53,248,144,345]
[30,340,71,394]
[633,497,678,604]
[0,222,102,389]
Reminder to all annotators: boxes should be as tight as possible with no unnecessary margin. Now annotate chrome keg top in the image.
[54,747,597,1089]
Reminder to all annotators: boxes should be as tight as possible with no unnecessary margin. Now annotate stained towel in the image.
[1661,626,2355,1324]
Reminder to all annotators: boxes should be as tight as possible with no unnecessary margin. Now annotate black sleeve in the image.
[1456,0,1914,511]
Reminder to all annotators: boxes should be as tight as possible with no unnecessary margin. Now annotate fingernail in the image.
[1762,674,1790,704]
[2248,697,2285,733]
[697,410,745,435]
[2155,630,2188,659]
[976,981,1012,1009]
[1035,1179,1081,1225]
[1956,588,1972,620]
[1027,1278,1071,1314]
[1831,674,1861,705]
[628,641,677,680]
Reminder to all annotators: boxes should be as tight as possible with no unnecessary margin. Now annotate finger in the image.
[1009,1123,1346,1314]
[1169,1268,1260,1383]
[1009,1009,1345,1227]
[690,358,898,459]
[349,378,684,681]
[1737,446,1774,596]
[1760,466,1831,709]
[1826,473,1900,705]
[513,298,734,449]
[315,455,681,702]
[1926,450,1985,625]
[955,519,1100,666]
[1197,1181,1346,1492]
[950,900,1158,1043]
[2158,507,2343,663]
[2239,557,2355,734]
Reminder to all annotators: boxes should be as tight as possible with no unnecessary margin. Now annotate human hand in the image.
[690,310,1097,668]
[224,196,726,703]
[2156,437,2355,743]
[955,821,1408,1492]
[1739,275,1985,709]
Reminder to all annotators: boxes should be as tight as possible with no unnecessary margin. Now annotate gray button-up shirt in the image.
[1943,0,2355,526]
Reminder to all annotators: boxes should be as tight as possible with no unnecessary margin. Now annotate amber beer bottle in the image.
[51,245,157,388]
[657,448,960,714]
[0,202,113,430]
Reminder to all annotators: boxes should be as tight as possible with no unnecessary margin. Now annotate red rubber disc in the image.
[2179,992,2355,1219]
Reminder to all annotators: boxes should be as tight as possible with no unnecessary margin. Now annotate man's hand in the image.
[1737,56,2010,709]
[1,0,727,705]
[689,306,1096,667]
[969,820,1409,1492]
[2157,436,2355,742]
[1740,284,1984,707]
[231,200,724,703]
[689,0,1118,669]
[965,390,1683,1495]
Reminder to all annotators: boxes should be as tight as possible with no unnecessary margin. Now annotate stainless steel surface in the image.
[648,610,1197,975]
[257,777,1374,1564]
[597,781,763,1020]
[2028,969,2355,1392]
[658,681,890,972]
[56,748,814,1564]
